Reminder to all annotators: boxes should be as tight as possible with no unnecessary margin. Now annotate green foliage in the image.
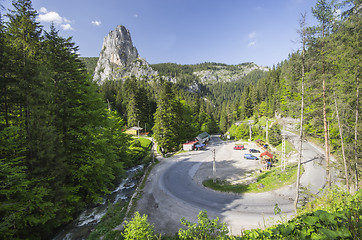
[122,211,155,240]
[0,1,135,238]
[268,125,282,146]
[240,210,353,239]
[137,138,153,149]
[240,188,361,240]
[79,57,99,74]
[275,139,296,155]
[178,210,229,240]
[152,80,186,153]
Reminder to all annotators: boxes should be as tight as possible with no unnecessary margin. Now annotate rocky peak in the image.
[93,25,157,84]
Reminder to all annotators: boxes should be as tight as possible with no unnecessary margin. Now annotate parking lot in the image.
[194,140,267,186]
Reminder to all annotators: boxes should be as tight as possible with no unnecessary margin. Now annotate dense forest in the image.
[0,1,150,238]
[0,0,361,239]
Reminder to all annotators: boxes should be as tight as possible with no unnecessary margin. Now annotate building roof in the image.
[127,126,143,131]
[260,151,273,159]
[183,140,198,145]
[197,132,209,139]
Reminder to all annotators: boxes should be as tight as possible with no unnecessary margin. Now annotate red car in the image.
[233,145,244,150]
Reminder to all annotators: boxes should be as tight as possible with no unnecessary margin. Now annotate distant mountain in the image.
[193,62,269,84]
[93,25,157,84]
[151,62,269,85]
[87,25,268,87]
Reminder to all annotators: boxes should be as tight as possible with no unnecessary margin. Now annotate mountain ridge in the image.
[87,25,269,85]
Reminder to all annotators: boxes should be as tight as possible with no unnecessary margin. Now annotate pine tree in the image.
[153,80,181,153]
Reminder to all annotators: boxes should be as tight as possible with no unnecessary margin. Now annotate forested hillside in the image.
[226,0,361,191]
[0,1,148,238]
[79,57,98,76]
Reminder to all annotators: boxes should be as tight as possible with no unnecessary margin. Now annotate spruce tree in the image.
[153,80,181,153]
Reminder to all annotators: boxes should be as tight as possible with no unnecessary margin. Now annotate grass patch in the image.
[276,139,296,155]
[136,137,152,149]
[204,179,249,193]
[175,150,188,155]
[203,164,302,194]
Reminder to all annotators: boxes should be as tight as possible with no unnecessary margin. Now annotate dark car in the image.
[244,154,258,160]
[249,149,260,153]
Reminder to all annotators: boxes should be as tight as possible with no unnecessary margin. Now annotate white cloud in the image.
[61,24,74,31]
[247,31,257,47]
[248,41,256,47]
[133,14,139,18]
[248,32,256,39]
[37,7,74,31]
[39,7,48,13]
[91,20,102,26]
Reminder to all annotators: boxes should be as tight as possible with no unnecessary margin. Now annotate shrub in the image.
[122,212,155,240]
[178,210,229,240]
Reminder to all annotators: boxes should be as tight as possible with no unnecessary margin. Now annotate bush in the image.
[178,210,229,240]
[122,212,155,240]
[239,188,361,239]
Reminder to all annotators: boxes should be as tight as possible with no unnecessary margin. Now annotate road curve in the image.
[135,132,326,235]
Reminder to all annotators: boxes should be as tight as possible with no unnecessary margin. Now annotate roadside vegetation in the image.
[94,187,360,239]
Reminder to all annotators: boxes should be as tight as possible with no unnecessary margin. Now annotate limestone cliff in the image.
[193,63,269,84]
[93,25,157,83]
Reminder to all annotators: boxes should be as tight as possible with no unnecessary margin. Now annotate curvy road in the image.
[135,131,326,235]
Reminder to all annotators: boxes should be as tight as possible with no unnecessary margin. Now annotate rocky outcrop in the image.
[93,25,157,84]
[193,63,269,84]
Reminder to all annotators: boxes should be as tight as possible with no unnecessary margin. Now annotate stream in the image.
[52,164,144,240]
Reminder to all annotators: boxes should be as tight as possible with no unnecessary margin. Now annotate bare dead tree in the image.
[294,12,307,214]
[334,92,349,191]
[354,75,359,191]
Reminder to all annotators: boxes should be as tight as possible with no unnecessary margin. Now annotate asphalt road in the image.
[135,132,326,235]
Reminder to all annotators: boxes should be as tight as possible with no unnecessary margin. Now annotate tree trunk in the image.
[294,59,304,213]
[294,13,306,214]
[334,92,349,191]
[355,76,359,191]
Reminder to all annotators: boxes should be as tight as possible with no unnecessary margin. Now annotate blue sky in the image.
[2,0,322,67]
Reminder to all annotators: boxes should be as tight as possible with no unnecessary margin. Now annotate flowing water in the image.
[52,164,144,240]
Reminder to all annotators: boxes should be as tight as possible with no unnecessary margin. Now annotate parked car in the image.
[233,145,245,150]
[244,154,258,160]
[249,149,260,153]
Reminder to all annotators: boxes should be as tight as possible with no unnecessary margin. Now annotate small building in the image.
[260,151,273,160]
[125,126,143,136]
[196,132,210,143]
[183,140,198,151]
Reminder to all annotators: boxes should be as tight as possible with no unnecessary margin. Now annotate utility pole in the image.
[282,135,286,171]
[212,149,216,183]
[151,138,155,163]
[248,120,254,142]
[138,121,140,138]
[266,119,269,142]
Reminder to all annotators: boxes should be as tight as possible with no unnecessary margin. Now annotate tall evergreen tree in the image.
[153,80,181,153]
